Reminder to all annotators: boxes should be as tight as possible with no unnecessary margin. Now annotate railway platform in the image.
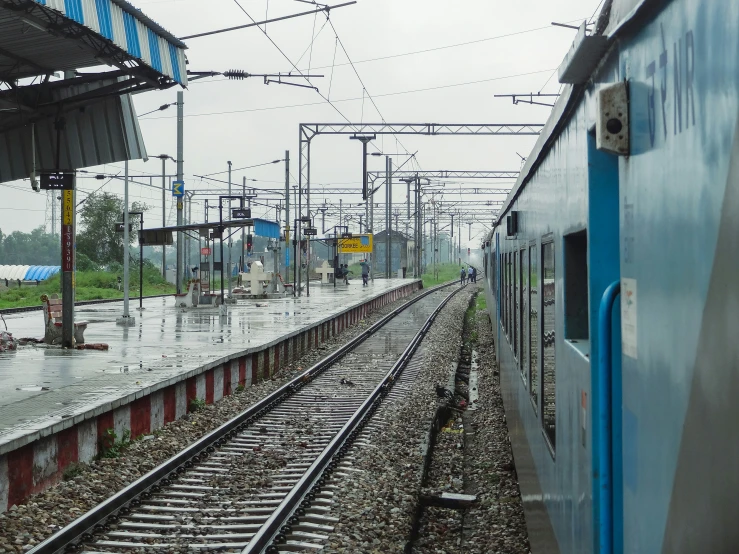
[0,278,421,512]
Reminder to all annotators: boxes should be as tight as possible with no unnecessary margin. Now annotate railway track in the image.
[29,283,459,554]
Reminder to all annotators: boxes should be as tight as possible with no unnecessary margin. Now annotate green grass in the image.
[0,267,175,309]
[421,263,465,288]
[475,294,487,312]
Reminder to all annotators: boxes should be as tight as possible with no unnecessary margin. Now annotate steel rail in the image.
[245,283,461,552]
[28,281,454,554]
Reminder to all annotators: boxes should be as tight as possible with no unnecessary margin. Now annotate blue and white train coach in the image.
[482,0,739,552]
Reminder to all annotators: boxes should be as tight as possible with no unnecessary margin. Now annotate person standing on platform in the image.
[360,259,370,286]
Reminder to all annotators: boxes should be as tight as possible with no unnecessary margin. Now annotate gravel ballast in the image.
[314,287,475,553]
[459,305,529,553]
[0,288,424,554]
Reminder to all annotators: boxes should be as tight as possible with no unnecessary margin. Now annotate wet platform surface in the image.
[0,279,418,452]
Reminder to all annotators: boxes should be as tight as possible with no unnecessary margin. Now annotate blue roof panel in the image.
[254,219,280,239]
[24,0,187,86]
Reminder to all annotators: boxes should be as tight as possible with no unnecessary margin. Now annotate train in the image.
[481,0,738,552]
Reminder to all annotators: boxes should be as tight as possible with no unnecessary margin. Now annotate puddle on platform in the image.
[16,385,50,392]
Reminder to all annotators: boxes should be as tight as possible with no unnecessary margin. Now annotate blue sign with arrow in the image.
[172,180,185,197]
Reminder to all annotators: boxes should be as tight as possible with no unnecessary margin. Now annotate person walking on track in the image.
[460,267,467,286]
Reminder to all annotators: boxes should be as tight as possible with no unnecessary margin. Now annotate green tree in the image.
[77,193,147,266]
[0,227,60,265]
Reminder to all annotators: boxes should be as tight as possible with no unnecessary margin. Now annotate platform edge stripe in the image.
[0,454,8,512]
[78,419,97,463]
[204,370,214,404]
[248,354,255,386]
[238,357,246,387]
[195,374,206,403]
[30,436,58,494]
[130,396,151,439]
[213,365,224,403]
[113,405,130,442]
[57,426,79,471]
[150,391,165,432]
[221,362,231,399]
[175,381,187,419]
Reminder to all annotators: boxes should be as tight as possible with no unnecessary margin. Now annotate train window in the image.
[507,252,512,340]
[513,253,518,358]
[520,248,528,387]
[529,244,538,412]
[503,252,509,336]
[564,230,589,340]
[542,240,556,451]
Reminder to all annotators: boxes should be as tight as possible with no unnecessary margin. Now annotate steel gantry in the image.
[295,122,543,294]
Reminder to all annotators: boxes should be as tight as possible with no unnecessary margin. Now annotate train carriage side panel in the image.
[617,0,739,551]
[492,98,593,553]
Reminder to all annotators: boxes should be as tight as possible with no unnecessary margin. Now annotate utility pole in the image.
[415,175,421,277]
[370,193,375,279]
[227,161,232,296]
[51,194,57,237]
[186,191,194,275]
[385,156,392,278]
[60,175,75,347]
[458,215,462,265]
[117,161,134,325]
[242,176,246,271]
[161,156,166,279]
[176,91,184,294]
[284,151,290,284]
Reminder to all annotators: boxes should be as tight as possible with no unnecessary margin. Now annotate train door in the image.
[587,133,622,553]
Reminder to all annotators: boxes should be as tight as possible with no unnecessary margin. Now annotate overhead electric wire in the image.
[141,68,555,121]
[300,18,587,71]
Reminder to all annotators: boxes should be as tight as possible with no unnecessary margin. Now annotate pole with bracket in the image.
[284,150,290,285]
[227,161,233,297]
[116,161,134,325]
[176,91,184,294]
[385,156,392,279]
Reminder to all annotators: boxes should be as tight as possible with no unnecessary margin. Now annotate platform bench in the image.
[41,294,88,345]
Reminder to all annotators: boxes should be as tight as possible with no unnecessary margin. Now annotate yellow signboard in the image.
[62,190,74,224]
[338,234,373,254]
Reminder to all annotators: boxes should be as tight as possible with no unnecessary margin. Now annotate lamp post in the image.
[156,154,176,280]
[127,211,145,311]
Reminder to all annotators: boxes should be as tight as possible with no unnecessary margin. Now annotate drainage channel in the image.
[29,284,456,554]
[408,290,479,553]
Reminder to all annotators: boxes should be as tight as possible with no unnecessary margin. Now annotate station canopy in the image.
[0,0,188,184]
[0,0,187,86]
[141,219,282,245]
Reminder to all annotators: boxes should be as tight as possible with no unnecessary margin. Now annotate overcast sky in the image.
[1,0,600,248]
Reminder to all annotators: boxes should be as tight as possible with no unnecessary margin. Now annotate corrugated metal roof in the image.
[0,79,147,183]
[0,265,60,280]
[0,0,187,85]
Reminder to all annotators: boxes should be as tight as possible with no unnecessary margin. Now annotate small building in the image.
[373,230,415,276]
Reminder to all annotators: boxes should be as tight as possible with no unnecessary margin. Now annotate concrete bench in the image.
[174,280,201,308]
[41,294,88,345]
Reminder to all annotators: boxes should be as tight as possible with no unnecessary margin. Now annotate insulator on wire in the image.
[224,69,248,80]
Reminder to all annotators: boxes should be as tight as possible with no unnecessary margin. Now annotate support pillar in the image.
[61,184,75,347]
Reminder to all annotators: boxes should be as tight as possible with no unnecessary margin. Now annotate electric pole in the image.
[176,91,184,293]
